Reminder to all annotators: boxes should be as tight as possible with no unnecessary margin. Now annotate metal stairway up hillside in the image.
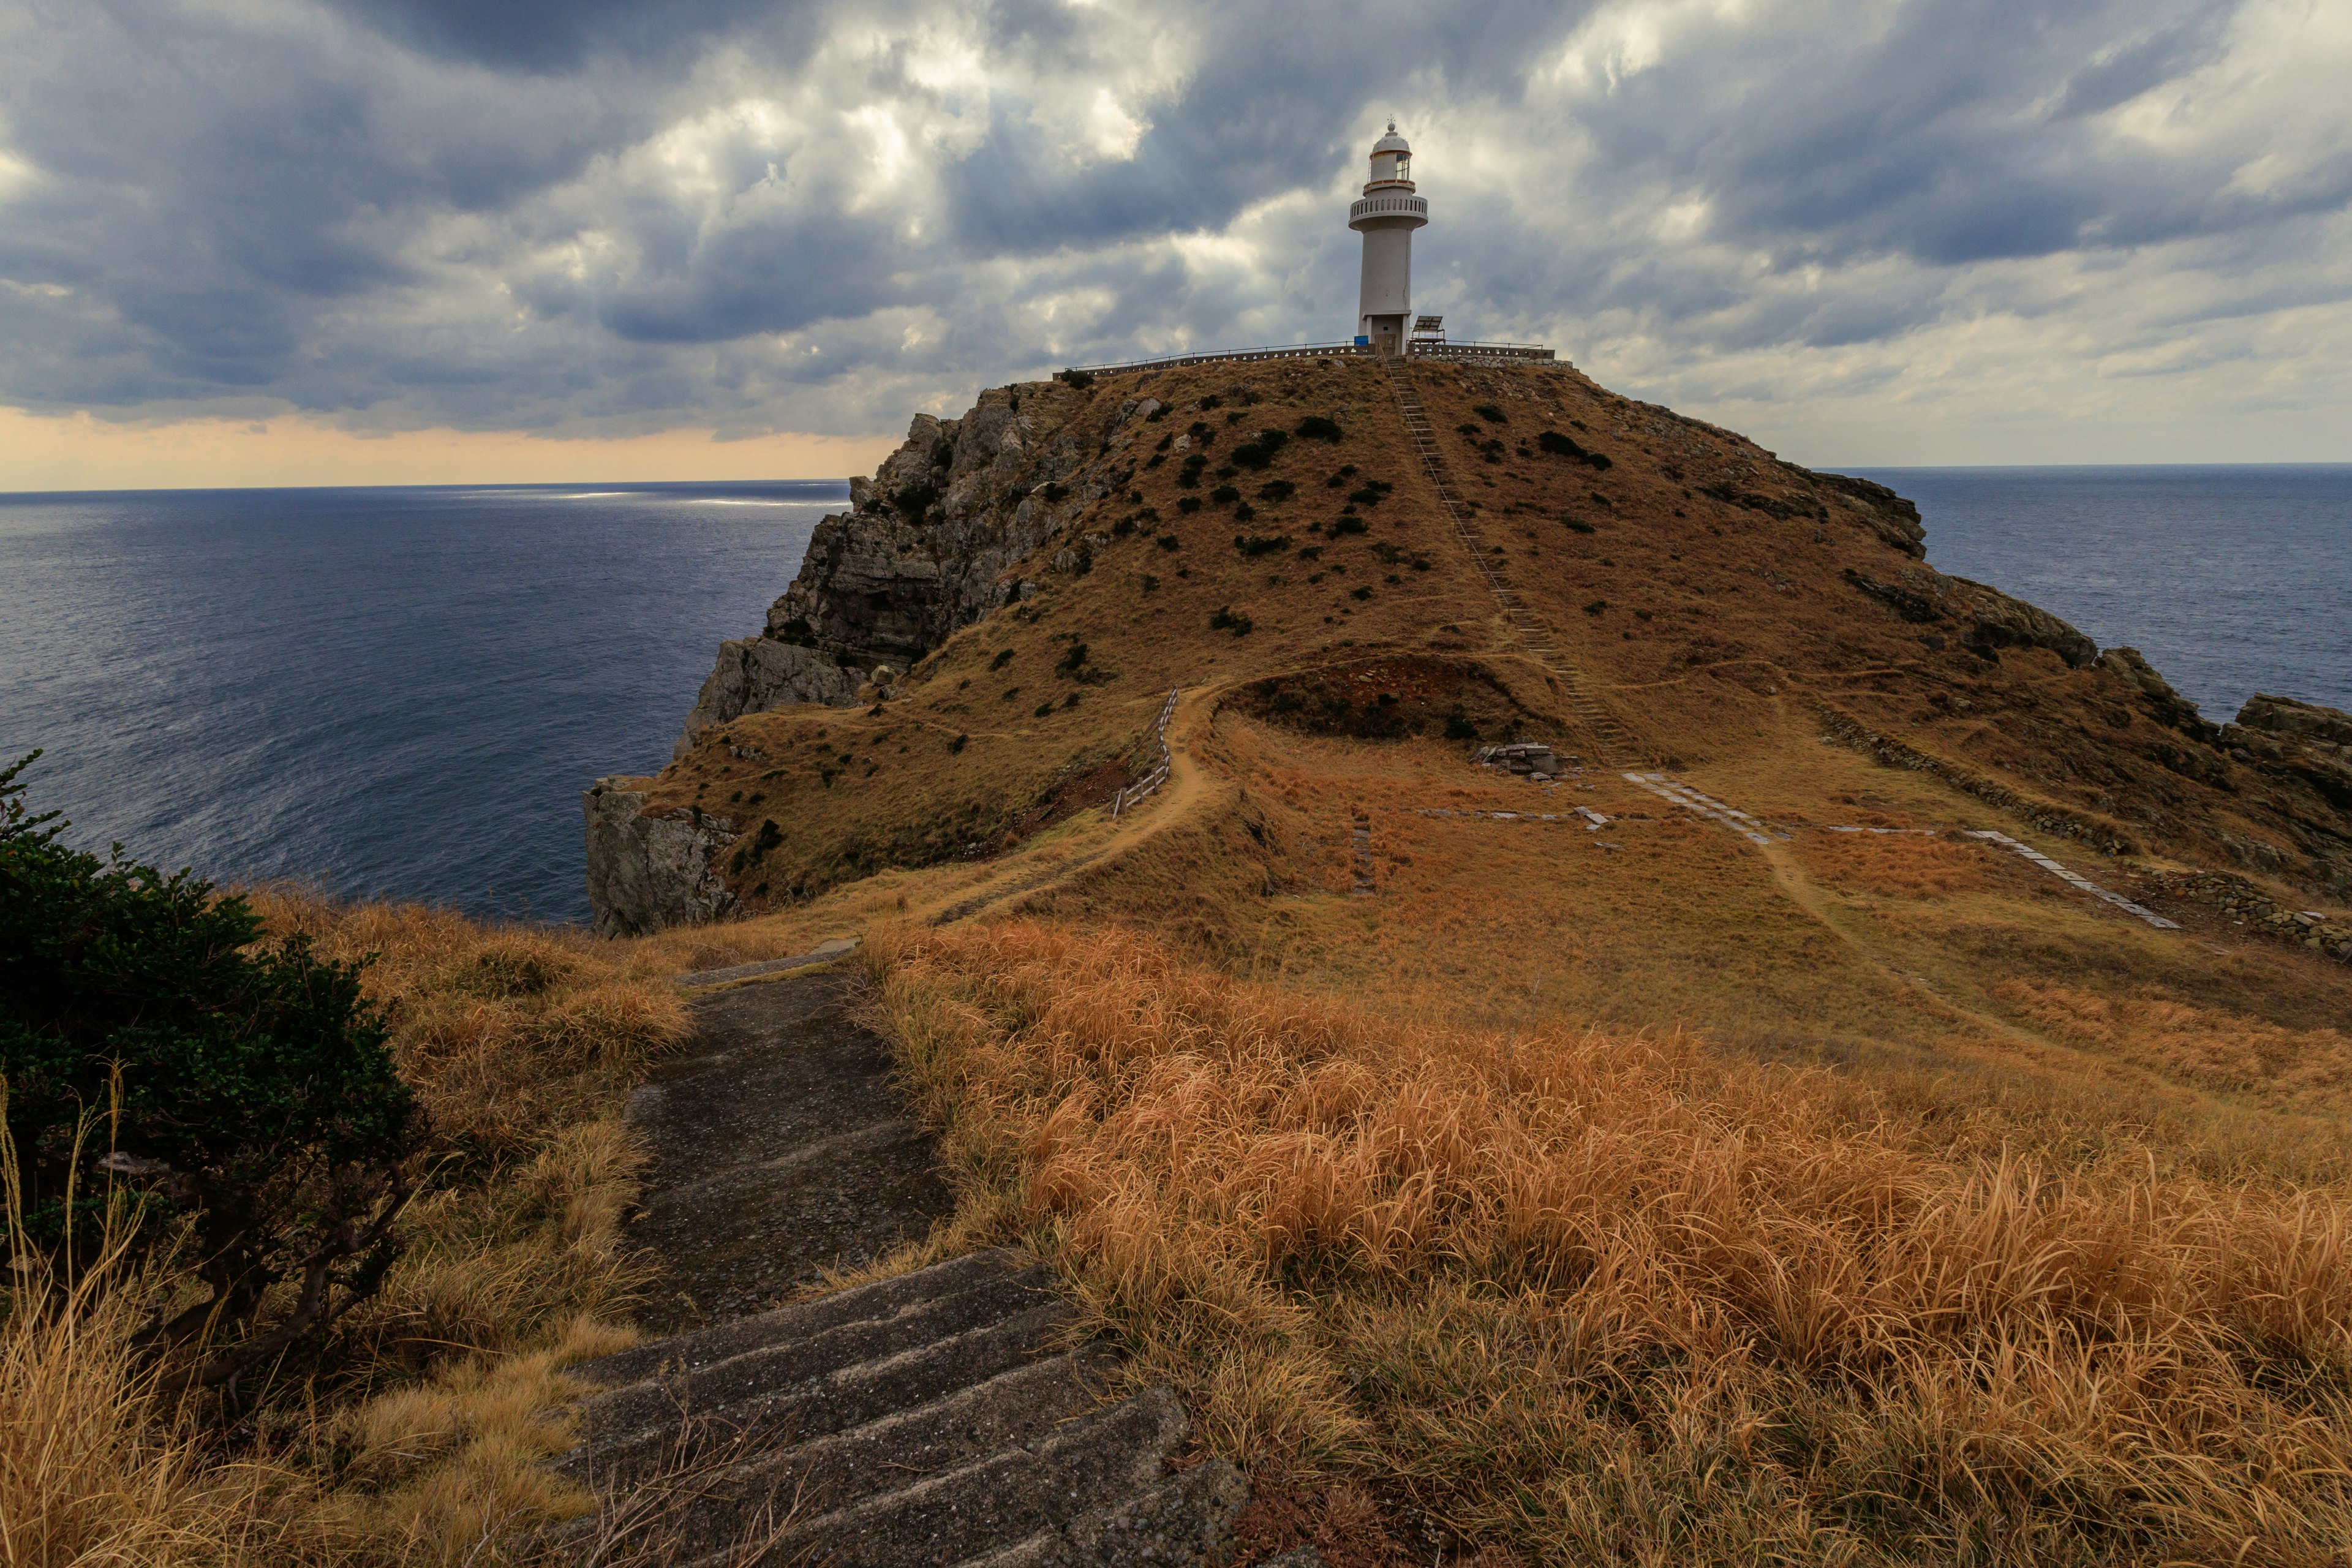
[1383,361,1640,764]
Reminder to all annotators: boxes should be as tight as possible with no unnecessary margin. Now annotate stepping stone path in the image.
[1962,829,2181,929]
[1384,364,1638,762]
[1624,773,1789,846]
[554,961,1248,1566]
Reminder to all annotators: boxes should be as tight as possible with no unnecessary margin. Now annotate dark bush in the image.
[1157,533,1183,551]
[1209,606,1254,636]
[1562,518,1596,534]
[1232,535,1292,558]
[1294,416,1344,442]
[1210,484,1240,505]
[1324,464,1358,489]
[1231,429,1290,469]
[1539,430,1583,458]
[949,734,969,754]
[1472,402,1508,423]
[0,752,417,1392]
[1329,516,1369,537]
[1041,481,1069,503]
[1057,369,1095,389]
[1257,480,1297,503]
[1056,642,1090,674]
[1444,706,1480,740]
[1346,481,1393,507]
[990,648,1016,670]
[1585,600,1609,615]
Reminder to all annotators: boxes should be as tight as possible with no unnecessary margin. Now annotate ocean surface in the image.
[0,483,837,924]
[2,466,2346,925]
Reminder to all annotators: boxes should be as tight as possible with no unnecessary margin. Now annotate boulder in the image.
[584,780,737,938]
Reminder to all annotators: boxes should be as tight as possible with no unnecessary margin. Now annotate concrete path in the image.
[554,961,1248,1566]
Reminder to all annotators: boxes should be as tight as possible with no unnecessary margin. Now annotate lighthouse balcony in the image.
[1348,192,1428,229]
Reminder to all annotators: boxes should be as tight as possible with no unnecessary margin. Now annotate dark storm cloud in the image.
[0,0,2345,446]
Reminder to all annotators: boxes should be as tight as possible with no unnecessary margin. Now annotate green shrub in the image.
[1294,416,1343,442]
[0,752,418,1392]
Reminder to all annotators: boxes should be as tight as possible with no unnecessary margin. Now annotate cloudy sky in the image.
[2,0,2348,486]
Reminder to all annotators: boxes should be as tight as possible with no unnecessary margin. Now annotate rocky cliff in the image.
[668,381,1164,758]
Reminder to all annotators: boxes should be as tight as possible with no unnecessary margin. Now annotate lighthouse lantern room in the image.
[1348,122,1430,356]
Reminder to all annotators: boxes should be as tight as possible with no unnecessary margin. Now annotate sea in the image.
[2,466,2346,925]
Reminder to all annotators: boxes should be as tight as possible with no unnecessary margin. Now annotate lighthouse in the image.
[1349,123,1428,356]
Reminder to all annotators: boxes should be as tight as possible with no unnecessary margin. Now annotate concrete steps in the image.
[552,967,1245,1567]
[1384,364,1642,764]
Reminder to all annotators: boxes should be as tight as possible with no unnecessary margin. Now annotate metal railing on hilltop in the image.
[1063,339,1559,378]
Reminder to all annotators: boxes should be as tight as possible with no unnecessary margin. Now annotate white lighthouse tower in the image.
[1349,122,1428,356]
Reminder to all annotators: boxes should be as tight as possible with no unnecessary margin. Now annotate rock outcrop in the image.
[2220,695,2352,890]
[1842,564,2100,668]
[671,382,1152,758]
[673,638,862,761]
[583,779,737,938]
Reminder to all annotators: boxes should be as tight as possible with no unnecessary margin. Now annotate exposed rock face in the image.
[2100,647,2217,736]
[2226,694,2352,823]
[2236,693,2352,754]
[674,638,861,761]
[584,779,737,938]
[1808,472,1926,557]
[673,382,1133,756]
[1842,564,2100,668]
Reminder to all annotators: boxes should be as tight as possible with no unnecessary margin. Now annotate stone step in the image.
[703,1386,1194,1568]
[963,1460,1252,1568]
[653,1346,1126,1561]
[562,1275,1074,1485]
[576,1249,1023,1391]
[624,1119,953,1327]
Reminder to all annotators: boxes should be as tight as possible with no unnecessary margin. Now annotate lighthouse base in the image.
[1362,314,1407,357]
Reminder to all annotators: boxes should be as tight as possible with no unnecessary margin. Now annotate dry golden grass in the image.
[1,1251,353,1567]
[1992,979,2352,1115]
[1803,832,2000,899]
[870,917,2352,1565]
